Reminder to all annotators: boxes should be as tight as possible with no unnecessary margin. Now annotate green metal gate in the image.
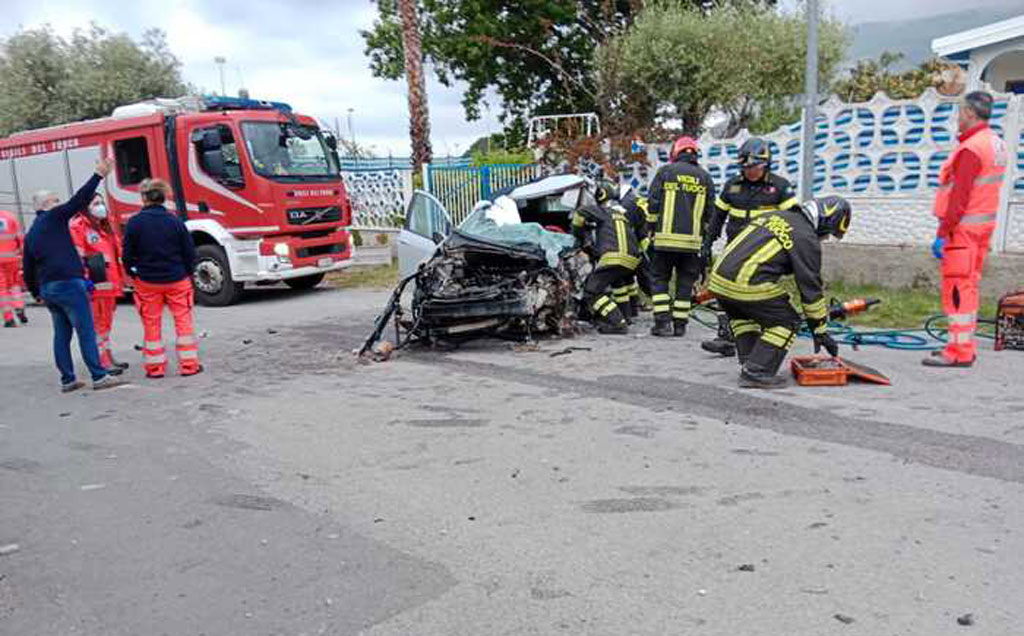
[425,163,538,225]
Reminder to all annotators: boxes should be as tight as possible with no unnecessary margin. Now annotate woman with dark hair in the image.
[70,193,128,373]
[122,179,201,378]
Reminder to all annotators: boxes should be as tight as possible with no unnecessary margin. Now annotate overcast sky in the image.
[2,0,1019,156]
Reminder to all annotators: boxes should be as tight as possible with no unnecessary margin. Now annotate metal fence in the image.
[612,87,1024,254]
[425,163,539,225]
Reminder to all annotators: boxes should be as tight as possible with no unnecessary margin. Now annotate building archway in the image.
[974,46,1024,93]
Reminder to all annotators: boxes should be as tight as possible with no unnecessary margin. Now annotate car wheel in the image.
[193,245,243,307]
[283,273,325,290]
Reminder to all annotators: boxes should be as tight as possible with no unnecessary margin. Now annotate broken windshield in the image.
[458,201,578,267]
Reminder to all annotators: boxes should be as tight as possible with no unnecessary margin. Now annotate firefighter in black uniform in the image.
[708,195,852,389]
[646,136,716,337]
[571,180,641,334]
[618,185,653,319]
[702,137,800,356]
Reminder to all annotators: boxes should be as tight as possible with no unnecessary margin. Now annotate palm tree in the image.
[399,0,433,172]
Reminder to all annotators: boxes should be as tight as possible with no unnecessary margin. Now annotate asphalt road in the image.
[1,285,1021,635]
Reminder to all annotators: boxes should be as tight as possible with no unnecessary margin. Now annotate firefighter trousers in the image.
[134,278,201,377]
[650,250,701,324]
[584,265,633,328]
[91,296,118,368]
[717,295,800,376]
[1,262,24,322]
[940,227,992,364]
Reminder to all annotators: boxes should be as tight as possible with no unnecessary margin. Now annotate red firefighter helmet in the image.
[670,136,699,162]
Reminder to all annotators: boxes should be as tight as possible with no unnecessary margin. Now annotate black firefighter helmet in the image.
[803,195,852,240]
[594,179,619,205]
[737,137,772,168]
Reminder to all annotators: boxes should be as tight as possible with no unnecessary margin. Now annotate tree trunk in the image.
[399,0,433,172]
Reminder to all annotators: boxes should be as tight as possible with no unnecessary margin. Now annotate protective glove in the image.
[931,237,946,259]
[813,331,840,357]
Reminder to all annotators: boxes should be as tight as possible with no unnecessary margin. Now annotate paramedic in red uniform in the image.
[70,194,128,372]
[0,208,28,327]
[925,91,1007,368]
[122,179,202,378]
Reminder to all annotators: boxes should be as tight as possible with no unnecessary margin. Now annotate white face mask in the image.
[91,204,108,219]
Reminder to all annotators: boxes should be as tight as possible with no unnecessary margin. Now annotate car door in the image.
[397,190,452,279]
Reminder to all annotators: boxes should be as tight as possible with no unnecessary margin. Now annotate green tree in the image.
[833,52,958,102]
[362,1,776,141]
[599,3,847,136]
[0,25,187,136]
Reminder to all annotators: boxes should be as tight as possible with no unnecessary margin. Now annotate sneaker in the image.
[93,375,127,391]
[738,368,787,389]
[104,366,125,376]
[16,309,27,324]
[3,319,14,328]
[702,338,736,357]
[112,360,130,370]
[61,381,86,394]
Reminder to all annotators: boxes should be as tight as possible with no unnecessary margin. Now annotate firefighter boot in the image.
[738,341,788,389]
[627,297,639,320]
[598,305,630,335]
[673,319,688,337]
[701,314,736,357]
[650,313,674,337]
[15,309,27,324]
[738,366,788,389]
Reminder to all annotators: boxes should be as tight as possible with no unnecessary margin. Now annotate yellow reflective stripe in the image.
[714,195,728,210]
[598,254,640,270]
[662,187,677,236]
[778,197,799,210]
[761,326,794,349]
[615,216,629,254]
[708,272,787,302]
[692,190,706,241]
[571,212,586,228]
[803,297,828,321]
[730,320,760,336]
[715,222,761,266]
[736,240,782,286]
[653,233,701,250]
[652,293,671,303]
[947,313,975,324]
[93,282,115,291]
[600,302,618,316]
[673,300,692,309]
[593,296,613,311]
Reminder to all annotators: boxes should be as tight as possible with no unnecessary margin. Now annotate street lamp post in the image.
[800,0,819,200]
[214,56,227,96]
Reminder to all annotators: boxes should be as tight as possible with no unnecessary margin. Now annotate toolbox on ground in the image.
[791,356,891,386]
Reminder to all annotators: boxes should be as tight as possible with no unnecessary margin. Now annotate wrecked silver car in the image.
[361,176,592,353]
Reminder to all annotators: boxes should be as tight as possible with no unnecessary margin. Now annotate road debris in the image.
[736,563,755,572]
[957,613,975,626]
[833,613,855,624]
[80,483,106,491]
[550,346,592,358]
[0,543,21,556]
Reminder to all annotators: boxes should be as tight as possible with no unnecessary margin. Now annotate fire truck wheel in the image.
[193,245,243,307]
[284,273,326,290]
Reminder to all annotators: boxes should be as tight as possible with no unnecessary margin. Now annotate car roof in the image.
[498,174,587,203]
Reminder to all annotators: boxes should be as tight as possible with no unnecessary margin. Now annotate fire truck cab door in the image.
[104,130,161,227]
[398,190,451,279]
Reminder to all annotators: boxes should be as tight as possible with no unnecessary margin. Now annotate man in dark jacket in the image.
[646,136,716,337]
[709,196,852,389]
[123,179,201,378]
[22,157,124,392]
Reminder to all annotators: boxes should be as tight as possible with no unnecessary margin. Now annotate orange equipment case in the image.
[791,356,891,386]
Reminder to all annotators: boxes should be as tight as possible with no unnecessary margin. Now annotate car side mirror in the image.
[202,149,227,178]
[324,133,338,151]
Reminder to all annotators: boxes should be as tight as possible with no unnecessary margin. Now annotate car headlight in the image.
[273,243,290,257]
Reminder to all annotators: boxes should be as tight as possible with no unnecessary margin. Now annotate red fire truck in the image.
[0,96,353,305]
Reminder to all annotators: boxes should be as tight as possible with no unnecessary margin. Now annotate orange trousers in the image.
[0,262,24,322]
[940,227,992,364]
[91,295,118,368]
[133,278,201,377]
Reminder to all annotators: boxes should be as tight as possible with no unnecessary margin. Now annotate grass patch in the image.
[824,281,997,329]
[326,262,398,289]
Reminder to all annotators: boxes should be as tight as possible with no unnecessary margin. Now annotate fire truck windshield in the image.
[241,121,339,181]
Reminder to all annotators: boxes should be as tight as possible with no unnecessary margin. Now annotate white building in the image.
[933,15,1024,93]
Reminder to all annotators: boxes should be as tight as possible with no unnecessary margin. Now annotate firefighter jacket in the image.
[571,202,641,270]
[705,172,798,245]
[70,215,125,298]
[0,210,23,263]
[708,209,829,331]
[620,189,651,251]
[647,157,717,253]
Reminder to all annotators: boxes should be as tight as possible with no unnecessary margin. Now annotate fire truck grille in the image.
[287,206,342,226]
[296,243,345,259]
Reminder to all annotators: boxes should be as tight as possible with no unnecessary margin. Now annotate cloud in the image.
[2,0,501,156]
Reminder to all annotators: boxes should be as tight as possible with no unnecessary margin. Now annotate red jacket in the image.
[934,122,1006,239]
[70,214,125,297]
[0,209,22,263]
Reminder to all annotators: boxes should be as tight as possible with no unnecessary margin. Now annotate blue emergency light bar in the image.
[202,95,293,113]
